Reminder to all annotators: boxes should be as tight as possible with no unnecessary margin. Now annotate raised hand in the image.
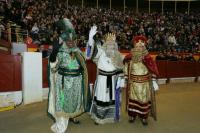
[88,26,97,46]
[89,25,97,39]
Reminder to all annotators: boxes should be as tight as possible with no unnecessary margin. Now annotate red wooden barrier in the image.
[0,54,21,92]
[166,61,197,78]
[156,61,167,78]
[0,55,199,92]
[42,58,49,88]
[86,60,97,85]
[196,62,200,76]
[42,60,199,88]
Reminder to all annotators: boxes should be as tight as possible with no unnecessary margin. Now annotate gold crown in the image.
[105,33,116,42]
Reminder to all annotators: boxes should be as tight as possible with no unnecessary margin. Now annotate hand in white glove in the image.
[59,37,63,44]
[88,25,97,46]
[152,78,159,91]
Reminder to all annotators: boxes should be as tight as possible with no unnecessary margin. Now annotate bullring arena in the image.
[0,0,200,133]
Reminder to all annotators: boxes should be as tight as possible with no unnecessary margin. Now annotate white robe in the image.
[94,46,118,102]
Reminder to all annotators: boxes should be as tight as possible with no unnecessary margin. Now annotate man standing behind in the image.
[48,18,88,133]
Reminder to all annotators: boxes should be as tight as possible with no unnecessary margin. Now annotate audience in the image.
[0,0,200,60]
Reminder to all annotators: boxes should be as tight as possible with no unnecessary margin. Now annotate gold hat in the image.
[104,33,116,43]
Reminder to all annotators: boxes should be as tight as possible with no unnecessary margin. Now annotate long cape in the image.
[47,51,88,119]
[143,54,159,76]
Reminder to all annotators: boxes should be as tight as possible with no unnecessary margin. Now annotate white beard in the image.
[105,49,115,58]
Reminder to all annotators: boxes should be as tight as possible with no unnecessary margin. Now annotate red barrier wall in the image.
[0,56,200,92]
[156,61,167,78]
[0,54,21,92]
[156,61,200,78]
[42,59,49,88]
[166,61,197,78]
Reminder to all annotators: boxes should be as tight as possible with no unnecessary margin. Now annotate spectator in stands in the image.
[170,51,179,61]
[31,22,39,41]
[168,53,178,61]
[183,53,196,62]
[164,51,178,61]
[196,44,200,53]
[156,52,167,60]
[0,3,5,16]
[36,44,48,58]
[1,0,200,56]
[47,45,53,57]
[177,54,184,61]
[168,33,177,46]
[0,22,5,39]
[198,57,200,62]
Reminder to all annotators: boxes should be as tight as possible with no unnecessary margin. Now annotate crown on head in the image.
[105,33,116,42]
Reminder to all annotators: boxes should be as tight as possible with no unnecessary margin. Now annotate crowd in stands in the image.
[0,0,200,61]
[155,51,197,62]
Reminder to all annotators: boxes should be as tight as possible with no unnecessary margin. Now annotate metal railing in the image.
[0,20,28,43]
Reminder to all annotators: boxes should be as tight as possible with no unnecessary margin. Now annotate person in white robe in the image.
[86,26,125,124]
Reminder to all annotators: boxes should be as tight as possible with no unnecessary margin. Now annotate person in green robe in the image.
[48,18,88,133]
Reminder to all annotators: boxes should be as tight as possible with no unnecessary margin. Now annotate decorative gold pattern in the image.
[130,74,150,83]
[104,33,116,43]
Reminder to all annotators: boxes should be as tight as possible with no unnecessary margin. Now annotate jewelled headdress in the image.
[104,33,116,43]
[56,18,76,41]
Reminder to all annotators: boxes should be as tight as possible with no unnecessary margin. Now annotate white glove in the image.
[88,25,97,46]
[152,78,159,91]
[59,37,63,44]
